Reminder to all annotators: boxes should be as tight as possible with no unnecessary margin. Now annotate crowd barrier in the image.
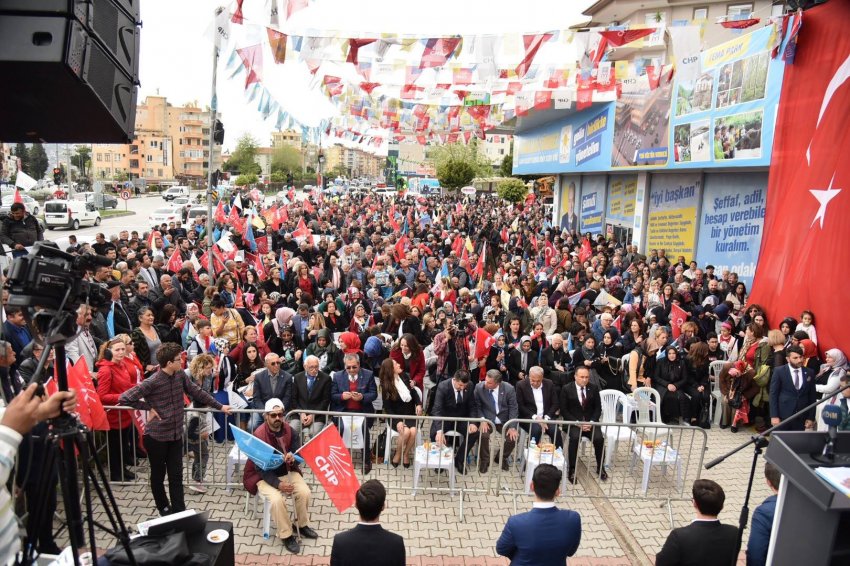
[93,404,706,524]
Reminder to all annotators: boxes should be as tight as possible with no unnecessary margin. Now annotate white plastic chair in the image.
[709,361,726,425]
[632,386,670,441]
[226,444,248,493]
[246,491,299,543]
[599,389,632,467]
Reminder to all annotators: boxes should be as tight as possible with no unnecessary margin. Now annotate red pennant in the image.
[167,248,183,274]
[347,39,376,65]
[516,33,553,78]
[236,44,263,88]
[598,28,655,47]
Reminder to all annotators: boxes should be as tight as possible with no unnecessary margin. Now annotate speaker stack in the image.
[0,0,141,143]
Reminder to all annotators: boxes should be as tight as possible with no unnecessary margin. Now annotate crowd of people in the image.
[0,186,847,557]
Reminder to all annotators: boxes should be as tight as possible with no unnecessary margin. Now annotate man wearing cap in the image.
[243,397,317,553]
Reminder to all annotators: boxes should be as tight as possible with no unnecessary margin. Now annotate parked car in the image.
[186,206,208,221]
[0,195,40,216]
[44,200,101,230]
[74,191,118,209]
[170,196,191,208]
[148,207,181,226]
[162,186,190,201]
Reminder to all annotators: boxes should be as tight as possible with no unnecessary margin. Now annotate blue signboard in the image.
[579,176,606,235]
[573,110,609,166]
[695,172,768,287]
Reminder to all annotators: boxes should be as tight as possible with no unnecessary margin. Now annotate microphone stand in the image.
[705,382,850,566]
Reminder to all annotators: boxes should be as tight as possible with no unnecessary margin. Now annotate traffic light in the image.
[53,167,61,185]
[213,120,225,144]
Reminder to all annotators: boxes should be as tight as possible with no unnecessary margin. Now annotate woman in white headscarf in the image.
[816,348,848,431]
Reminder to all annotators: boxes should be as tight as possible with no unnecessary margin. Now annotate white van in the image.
[162,186,190,201]
[44,199,101,230]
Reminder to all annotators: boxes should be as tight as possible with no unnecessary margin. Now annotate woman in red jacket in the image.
[96,337,137,482]
[389,333,426,389]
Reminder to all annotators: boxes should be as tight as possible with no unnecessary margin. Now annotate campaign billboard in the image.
[579,175,606,235]
[646,173,702,260]
[695,172,768,287]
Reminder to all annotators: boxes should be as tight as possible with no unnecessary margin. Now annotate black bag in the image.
[728,387,743,410]
[105,532,208,566]
[698,399,712,429]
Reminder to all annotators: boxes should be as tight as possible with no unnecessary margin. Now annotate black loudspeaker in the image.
[0,1,140,143]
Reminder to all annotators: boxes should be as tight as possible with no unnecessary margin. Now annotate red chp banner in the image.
[297,424,359,512]
[749,0,850,353]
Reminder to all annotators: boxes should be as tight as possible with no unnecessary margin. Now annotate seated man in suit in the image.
[289,355,332,440]
[429,369,479,474]
[330,480,405,566]
[331,353,378,474]
[251,353,294,431]
[507,336,534,385]
[656,479,737,566]
[496,463,581,565]
[243,398,318,554]
[746,461,780,566]
[560,366,607,483]
[515,366,559,446]
[472,369,518,473]
[769,345,817,431]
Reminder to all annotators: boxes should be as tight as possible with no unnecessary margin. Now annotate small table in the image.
[628,441,682,494]
[523,448,567,494]
[412,445,456,495]
[187,520,235,566]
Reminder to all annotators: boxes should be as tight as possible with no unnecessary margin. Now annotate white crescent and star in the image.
[806,53,850,165]
[810,175,841,229]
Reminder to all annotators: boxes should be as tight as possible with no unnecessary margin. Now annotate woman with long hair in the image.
[726,282,748,312]
[131,306,161,376]
[621,318,646,354]
[378,358,422,468]
[628,327,667,392]
[154,304,183,346]
[210,294,246,348]
[215,273,237,308]
[241,268,259,295]
[96,337,136,481]
[294,262,319,299]
[323,300,349,333]
[305,311,327,344]
[389,333,426,389]
[263,266,286,296]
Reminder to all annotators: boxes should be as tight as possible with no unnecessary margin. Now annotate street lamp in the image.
[317,151,325,189]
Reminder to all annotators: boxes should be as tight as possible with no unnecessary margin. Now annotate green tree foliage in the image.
[437,159,476,190]
[71,145,92,180]
[270,171,286,183]
[13,143,28,174]
[29,143,49,179]
[327,164,349,179]
[270,145,301,174]
[223,134,262,176]
[431,140,493,179]
[235,173,259,186]
[499,152,514,178]
[497,177,528,203]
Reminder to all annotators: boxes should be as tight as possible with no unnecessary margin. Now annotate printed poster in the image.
[646,173,702,259]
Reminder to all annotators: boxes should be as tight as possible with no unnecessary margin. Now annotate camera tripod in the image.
[20,310,136,566]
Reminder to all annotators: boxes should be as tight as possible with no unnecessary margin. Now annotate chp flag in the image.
[749,0,850,353]
[296,424,360,512]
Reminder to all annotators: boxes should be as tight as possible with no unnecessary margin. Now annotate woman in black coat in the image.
[571,335,601,375]
[597,330,624,392]
[378,358,422,467]
[653,346,692,424]
[685,341,712,427]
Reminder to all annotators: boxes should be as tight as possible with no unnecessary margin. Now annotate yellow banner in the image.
[702,33,752,71]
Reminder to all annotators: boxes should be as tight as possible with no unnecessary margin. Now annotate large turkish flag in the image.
[749,0,850,353]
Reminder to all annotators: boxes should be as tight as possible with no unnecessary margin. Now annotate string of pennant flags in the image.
[220,0,799,148]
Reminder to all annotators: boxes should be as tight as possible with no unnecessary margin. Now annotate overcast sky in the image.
[138,0,593,151]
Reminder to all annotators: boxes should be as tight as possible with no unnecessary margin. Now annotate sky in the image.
[138,0,594,152]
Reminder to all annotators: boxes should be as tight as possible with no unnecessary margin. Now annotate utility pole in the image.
[206,6,224,275]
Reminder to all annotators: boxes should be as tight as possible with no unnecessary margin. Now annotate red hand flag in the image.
[214,201,227,224]
[166,248,183,274]
[69,358,110,431]
[474,327,495,360]
[749,0,850,352]
[578,238,593,264]
[297,424,360,512]
[670,303,688,339]
[13,189,23,205]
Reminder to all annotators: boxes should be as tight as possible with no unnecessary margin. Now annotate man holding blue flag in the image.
[243,398,318,554]
[106,281,132,338]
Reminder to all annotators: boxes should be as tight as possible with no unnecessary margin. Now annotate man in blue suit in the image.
[746,461,780,566]
[331,353,377,474]
[496,464,581,565]
[769,345,817,431]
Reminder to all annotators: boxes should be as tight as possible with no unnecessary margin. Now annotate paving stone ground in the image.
[56,423,768,565]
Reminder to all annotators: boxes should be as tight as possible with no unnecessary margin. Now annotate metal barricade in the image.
[497,418,708,524]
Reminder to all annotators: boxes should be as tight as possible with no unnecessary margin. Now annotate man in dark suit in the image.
[2,307,31,374]
[429,369,479,474]
[331,353,378,474]
[330,480,405,566]
[105,280,133,337]
[251,353,294,430]
[496,463,581,565]
[507,336,534,384]
[472,369,518,473]
[769,345,817,431]
[289,354,332,439]
[746,462,780,566]
[560,366,607,483]
[515,366,559,445]
[656,479,738,566]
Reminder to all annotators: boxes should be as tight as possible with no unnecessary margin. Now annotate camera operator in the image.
[432,314,470,386]
[0,202,43,259]
[1,383,78,560]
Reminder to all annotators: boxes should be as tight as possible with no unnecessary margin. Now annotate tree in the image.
[327,164,348,179]
[235,173,259,186]
[500,152,514,178]
[13,143,28,174]
[71,145,92,181]
[431,141,492,179]
[497,177,528,203]
[270,171,285,183]
[223,134,262,176]
[29,143,49,179]
[270,145,301,174]
[437,159,476,190]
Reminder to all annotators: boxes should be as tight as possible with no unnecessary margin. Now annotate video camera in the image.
[449,313,475,337]
[6,242,112,313]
